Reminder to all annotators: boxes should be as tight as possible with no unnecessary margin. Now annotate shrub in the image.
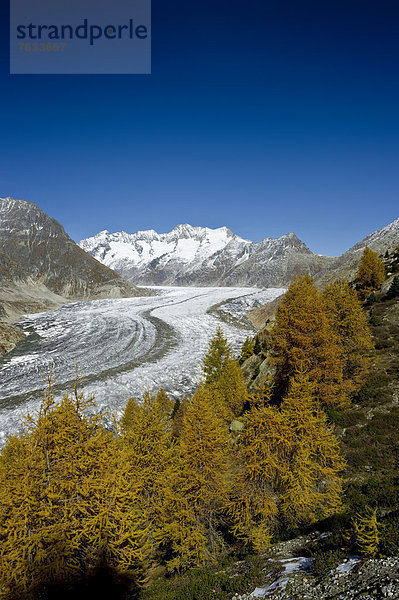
[345,477,399,514]
[365,291,378,306]
[140,557,265,600]
[379,513,399,556]
[355,374,390,404]
[326,407,365,428]
[369,313,383,326]
[386,276,399,300]
[312,549,346,578]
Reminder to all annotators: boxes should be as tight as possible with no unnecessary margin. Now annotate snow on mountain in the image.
[80,225,332,287]
[80,224,248,271]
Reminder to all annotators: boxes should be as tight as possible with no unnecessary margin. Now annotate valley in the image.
[0,286,284,445]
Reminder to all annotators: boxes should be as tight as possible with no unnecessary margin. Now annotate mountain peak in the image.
[171,223,197,235]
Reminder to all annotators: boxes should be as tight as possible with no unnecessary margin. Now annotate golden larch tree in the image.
[354,507,380,558]
[240,337,255,363]
[160,384,230,572]
[155,387,174,417]
[227,371,346,550]
[356,246,385,296]
[323,279,374,393]
[172,395,190,439]
[278,372,346,526]
[213,358,249,418]
[119,390,176,560]
[202,326,233,384]
[272,274,347,407]
[0,376,149,598]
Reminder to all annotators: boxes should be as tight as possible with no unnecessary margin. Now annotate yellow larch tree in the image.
[356,246,385,296]
[227,371,346,550]
[0,375,149,599]
[323,279,374,393]
[119,390,176,561]
[172,394,189,439]
[202,328,249,418]
[160,384,230,572]
[240,336,255,363]
[354,508,380,558]
[202,326,233,384]
[155,387,174,417]
[278,372,346,526]
[272,274,347,407]
[213,358,249,418]
[226,404,285,551]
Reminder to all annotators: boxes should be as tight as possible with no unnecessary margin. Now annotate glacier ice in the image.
[0,286,284,444]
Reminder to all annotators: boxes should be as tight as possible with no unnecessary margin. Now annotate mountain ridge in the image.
[80,217,399,288]
[79,225,333,287]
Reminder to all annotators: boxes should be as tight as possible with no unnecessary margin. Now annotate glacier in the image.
[0,286,284,445]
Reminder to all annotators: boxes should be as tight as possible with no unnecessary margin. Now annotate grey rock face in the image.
[0,197,150,300]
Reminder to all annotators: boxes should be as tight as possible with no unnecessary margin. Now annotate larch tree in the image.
[227,371,346,550]
[214,358,249,418]
[119,391,176,561]
[120,396,141,433]
[278,372,346,527]
[202,328,249,418]
[0,376,149,599]
[160,384,230,572]
[354,508,380,558]
[356,247,385,296]
[226,404,285,551]
[272,274,347,407]
[172,395,190,439]
[156,387,174,417]
[240,336,255,363]
[323,279,374,393]
[202,327,233,384]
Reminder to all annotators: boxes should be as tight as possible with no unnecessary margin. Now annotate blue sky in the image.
[1,0,398,256]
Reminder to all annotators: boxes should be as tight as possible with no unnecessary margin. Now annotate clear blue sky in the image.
[1,0,398,256]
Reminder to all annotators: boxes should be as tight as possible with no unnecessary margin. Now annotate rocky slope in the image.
[0,198,149,301]
[236,275,399,600]
[80,226,334,287]
[234,551,399,600]
[317,217,399,285]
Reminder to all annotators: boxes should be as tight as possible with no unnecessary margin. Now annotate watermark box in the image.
[10,0,151,74]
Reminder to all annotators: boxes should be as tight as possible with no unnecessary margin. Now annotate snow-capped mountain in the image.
[80,225,334,287]
[80,224,249,274]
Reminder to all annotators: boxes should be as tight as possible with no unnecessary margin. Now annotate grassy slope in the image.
[336,296,399,480]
